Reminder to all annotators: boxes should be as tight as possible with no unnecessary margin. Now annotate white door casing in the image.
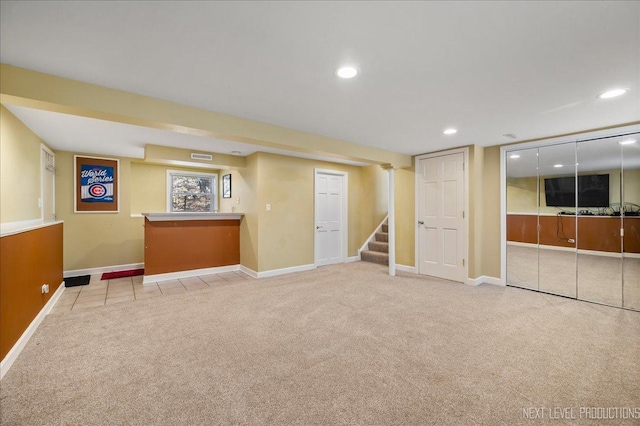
[416,150,467,282]
[314,169,348,266]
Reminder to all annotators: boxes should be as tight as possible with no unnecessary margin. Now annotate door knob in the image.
[418,220,424,225]
[316,225,321,229]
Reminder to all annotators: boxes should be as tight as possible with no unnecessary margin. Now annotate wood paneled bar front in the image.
[142,213,243,282]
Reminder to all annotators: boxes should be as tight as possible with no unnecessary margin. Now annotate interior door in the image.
[537,142,577,298]
[505,148,539,290]
[417,152,465,282]
[315,172,343,266]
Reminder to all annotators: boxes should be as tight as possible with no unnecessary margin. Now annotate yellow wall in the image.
[0,105,43,223]
[481,146,501,279]
[55,152,144,271]
[253,153,388,272]
[394,166,415,266]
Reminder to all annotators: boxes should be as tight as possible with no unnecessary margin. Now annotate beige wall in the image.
[481,146,501,279]
[130,162,222,214]
[0,105,44,223]
[55,152,144,271]
[253,153,388,272]
[394,166,415,266]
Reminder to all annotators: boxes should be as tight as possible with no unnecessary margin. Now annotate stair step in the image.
[361,250,389,266]
[368,241,389,253]
[375,232,388,243]
[382,224,388,233]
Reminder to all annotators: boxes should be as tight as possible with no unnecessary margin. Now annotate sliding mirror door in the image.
[506,148,539,290]
[537,143,577,298]
[576,137,622,307]
[622,135,640,311]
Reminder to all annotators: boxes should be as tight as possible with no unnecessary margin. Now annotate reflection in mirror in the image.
[622,134,640,311]
[576,137,622,307]
[537,142,577,298]
[506,148,539,290]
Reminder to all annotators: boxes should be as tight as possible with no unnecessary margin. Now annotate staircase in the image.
[361,224,389,265]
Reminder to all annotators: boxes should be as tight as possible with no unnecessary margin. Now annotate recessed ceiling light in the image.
[509,154,520,159]
[503,133,517,139]
[554,164,563,168]
[598,88,628,99]
[231,151,242,156]
[336,66,358,79]
[443,128,457,135]
[619,139,637,145]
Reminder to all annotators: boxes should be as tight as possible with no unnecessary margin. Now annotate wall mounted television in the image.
[544,174,609,208]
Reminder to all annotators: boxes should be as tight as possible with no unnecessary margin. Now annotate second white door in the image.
[315,172,344,266]
[417,152,466,282]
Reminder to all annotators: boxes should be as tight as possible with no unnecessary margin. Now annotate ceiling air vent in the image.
[191,153,213,161]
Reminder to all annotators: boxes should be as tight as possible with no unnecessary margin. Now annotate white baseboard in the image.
[346,255,360,263]
[64,263,144,278]
[467,275,503,286]
[1,281,65,380]
[395,264,416,273]
[239,265,258,279]
[143,264,241,284]
[255,263,316,279]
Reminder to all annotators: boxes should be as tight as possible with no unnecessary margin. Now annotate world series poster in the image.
[74,156,119,213]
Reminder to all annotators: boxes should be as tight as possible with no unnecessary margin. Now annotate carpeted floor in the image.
[1,262,639,425]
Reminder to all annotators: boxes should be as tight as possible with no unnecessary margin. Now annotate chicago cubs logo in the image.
[89,184,107,199]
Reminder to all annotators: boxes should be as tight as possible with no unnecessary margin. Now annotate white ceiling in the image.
[1,1,639,160]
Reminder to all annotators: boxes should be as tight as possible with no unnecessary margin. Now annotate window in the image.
[166,170,218,212]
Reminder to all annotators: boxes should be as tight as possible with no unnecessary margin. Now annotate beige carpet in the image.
[2,262,639,425]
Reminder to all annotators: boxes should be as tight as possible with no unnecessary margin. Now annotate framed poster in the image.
[74,156,119,213]
[222,174,232,198]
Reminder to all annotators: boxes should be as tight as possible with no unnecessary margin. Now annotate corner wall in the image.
[0,105,43,223]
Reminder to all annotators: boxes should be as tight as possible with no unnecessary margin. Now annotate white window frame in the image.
[166,170,218,213]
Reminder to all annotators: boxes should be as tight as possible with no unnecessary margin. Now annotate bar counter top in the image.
[142,212,244,221]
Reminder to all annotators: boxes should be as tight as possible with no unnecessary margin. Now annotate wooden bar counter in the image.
[142,213,243,280]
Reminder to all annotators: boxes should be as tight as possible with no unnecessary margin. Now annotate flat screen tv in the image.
[544,174,609,208]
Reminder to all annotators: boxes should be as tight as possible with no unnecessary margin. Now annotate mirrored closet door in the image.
[504,132,640,311]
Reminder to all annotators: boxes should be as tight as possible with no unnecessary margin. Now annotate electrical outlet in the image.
[41,284,50,294]
[568,239,575,244]
[266,204,271,212]
[236,197,240,205]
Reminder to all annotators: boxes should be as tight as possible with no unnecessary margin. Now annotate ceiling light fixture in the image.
[509,154,520,159]
[619,139,637,145]
[231,151,242,156]
[336,66,358,79]
[443,128,457,135]
[503,133,517,139]
[554,164,563,168]
[598,88,628,99]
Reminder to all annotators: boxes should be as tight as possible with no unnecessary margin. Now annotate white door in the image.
[417,152,465,282]
[41,146,55,221]
[315,172,343,266]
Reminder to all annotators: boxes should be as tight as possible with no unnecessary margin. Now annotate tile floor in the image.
[51,271,253,314]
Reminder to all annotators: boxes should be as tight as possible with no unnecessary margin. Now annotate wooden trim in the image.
[1,223,63,361]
